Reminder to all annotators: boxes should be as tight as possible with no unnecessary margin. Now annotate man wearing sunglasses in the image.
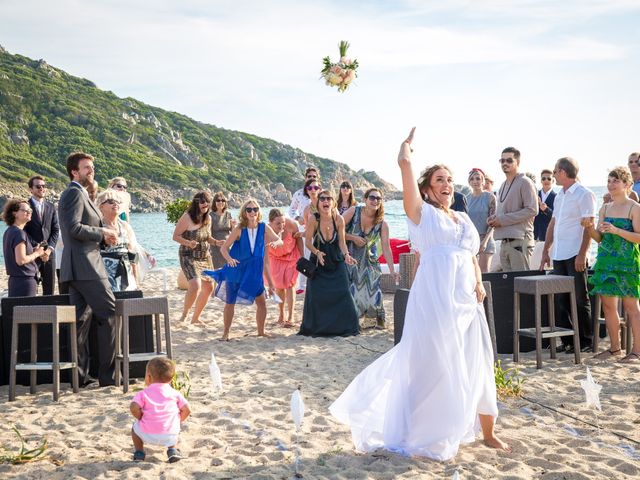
[539,157,597,353]
[24,175,60,295]
[533,169,556,242]
[287,167,320,224]
[487,147,537,271]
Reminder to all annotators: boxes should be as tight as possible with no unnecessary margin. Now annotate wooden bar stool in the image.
[591,296,633,354]
[9,305,79,401]
[114,296,172,393]
[513,275,581,369]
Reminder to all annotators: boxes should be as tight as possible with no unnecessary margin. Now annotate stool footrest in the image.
[116,352,169,363]
[517,327,575,338]
[15,362,77,371]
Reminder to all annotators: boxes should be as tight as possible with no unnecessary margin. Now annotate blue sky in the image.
[1,0,639,188]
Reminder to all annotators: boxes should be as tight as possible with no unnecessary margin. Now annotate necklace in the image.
[498,176,516,203]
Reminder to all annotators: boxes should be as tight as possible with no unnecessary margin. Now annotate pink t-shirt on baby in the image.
[132,383,189,435]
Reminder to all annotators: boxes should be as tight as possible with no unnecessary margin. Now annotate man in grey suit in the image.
[58,152,118,387]
[24,175,59,295]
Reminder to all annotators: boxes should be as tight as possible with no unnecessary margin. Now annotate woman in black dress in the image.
[2,199,46,296]
[299,190,359,337]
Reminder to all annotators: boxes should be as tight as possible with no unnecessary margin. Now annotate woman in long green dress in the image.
[343,188,398,328]
[584,166,640,362]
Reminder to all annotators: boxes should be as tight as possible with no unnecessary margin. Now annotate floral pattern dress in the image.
[589,216,640,298]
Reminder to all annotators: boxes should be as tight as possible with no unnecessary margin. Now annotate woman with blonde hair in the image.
[172,191,216,325]
[343,187,397,328]
[466,168,496,273]
[108,177,131,222]
[584,166,640,362]
[96,190,139,291]
[299,190,359,337]
[206,198,282,341]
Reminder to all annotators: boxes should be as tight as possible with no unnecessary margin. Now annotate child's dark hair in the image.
[147,357,175,383]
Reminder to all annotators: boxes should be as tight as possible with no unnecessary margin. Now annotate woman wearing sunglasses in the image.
[107,177,131,222]
[299,190,359,337]
[210,191,236,269]
[338,181,356,215]
[206,198,282,341]
[173,191,216,325]
[97,190,139,292]
[343,187,397,328]
[2,199,47,297]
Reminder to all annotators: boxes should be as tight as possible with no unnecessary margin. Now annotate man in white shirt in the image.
[540,157,597,353]
[288,167,320,223]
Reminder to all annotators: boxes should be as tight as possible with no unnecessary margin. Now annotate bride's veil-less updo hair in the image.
[417,164,453,211]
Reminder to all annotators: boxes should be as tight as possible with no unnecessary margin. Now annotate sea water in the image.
[0,188,609,269]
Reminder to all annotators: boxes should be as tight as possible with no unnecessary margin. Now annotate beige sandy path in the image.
[1,268,639,479]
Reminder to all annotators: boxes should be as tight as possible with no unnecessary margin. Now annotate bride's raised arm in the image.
[397,127,423,225]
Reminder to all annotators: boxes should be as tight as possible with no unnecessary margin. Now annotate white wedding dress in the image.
[330,203,498,461]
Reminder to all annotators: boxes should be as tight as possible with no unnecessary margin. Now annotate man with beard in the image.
[58,152,119,387]
[487,147,537,271]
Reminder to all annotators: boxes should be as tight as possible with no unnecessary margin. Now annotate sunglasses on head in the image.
[102,198,120,205]
[319,196,333,202]
[541,176,552,181]
[500,158,515,164]
[33,184,46,189]
[306,185,321,191]
[245,207,259,213]
[368,195,382,202]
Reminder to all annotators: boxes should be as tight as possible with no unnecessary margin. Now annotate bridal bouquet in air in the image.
[321,40,359,93]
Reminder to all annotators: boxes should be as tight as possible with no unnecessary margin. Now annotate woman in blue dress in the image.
[207,199,282,341]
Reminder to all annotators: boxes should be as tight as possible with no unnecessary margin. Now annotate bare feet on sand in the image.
[484,435,511,452]
[190,318,206,326]
[258,332,275,338]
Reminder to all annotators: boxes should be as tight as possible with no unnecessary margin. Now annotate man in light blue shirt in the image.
[629,152,640,198]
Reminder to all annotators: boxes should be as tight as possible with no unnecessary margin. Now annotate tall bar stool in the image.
[513,275,581,369]
[9,305,79,401]
[114,296,172,393]
[399,252,417,289]
[591,296,633,354]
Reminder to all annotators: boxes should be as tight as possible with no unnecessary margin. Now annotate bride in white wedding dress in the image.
[330,128,510,460]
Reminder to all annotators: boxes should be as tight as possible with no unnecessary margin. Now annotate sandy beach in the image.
[1,267,639,479]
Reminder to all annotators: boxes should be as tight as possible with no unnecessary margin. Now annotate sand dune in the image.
[1,268,639,479]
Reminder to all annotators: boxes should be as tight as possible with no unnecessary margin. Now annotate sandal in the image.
[167,447,183,463]
[592,348,622,360]
[133,450,146,462]
[618,352,640,364]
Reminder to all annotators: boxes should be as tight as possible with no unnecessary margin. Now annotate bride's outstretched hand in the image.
[397,127,416,165]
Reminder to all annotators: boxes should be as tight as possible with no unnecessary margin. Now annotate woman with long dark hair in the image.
[210,191,235,269]
[338,181,356,215]
[2,199,46,296]
[331,128,509,460]
[299,190,359,337]
[172,191,215,325]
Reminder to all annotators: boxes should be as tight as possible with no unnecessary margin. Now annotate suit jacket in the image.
[24,198,60,249]
[451,191,468,214]
[533,189,556,241]
[58,182,108,282]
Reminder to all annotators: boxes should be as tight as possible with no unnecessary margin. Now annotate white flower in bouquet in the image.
[321,40,359,93]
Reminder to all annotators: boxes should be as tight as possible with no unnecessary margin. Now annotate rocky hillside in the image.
[0,46,398,211]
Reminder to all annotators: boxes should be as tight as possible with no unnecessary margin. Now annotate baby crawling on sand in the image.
[130,357,191,463]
